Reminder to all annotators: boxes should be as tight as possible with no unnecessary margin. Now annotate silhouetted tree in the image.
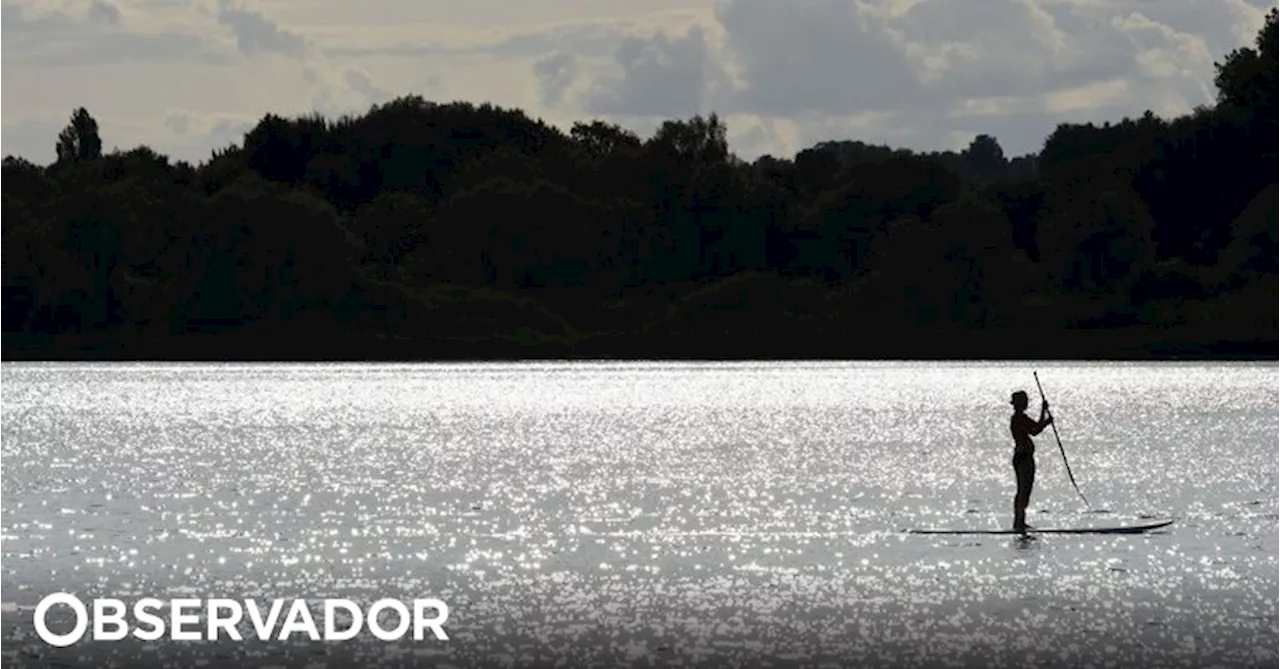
[1215,8,1277,119]
[55,107,103,165]
[962,134,1007,184]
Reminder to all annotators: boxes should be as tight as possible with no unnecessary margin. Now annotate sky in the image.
[1,0,1273,165]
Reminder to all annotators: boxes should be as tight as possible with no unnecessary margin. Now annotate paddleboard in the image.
[907,519,1174,535]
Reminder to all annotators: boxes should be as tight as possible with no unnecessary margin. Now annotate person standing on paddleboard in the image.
[1009,390,1053,533]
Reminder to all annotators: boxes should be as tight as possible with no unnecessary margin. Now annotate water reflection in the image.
[1010,535,1040,552]
[1,361,1276,668]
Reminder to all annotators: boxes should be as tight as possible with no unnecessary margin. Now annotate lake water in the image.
[1,361,1276,668]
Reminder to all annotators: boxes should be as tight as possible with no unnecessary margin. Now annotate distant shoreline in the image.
[4,330,1274,363]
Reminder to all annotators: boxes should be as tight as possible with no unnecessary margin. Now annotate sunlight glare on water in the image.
[1,361,1276,668]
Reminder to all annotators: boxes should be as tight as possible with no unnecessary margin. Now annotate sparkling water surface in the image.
[2,361,1276,668]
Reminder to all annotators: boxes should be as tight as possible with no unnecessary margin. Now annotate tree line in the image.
[3,11,1276,360]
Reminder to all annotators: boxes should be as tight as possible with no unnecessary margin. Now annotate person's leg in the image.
[1012,459,1023,530]
[1024,460,1036,528]
[1013,458,1033,531]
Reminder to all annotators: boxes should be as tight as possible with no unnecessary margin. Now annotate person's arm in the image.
[1015,413,1045,437]
[1030,401,1054,435]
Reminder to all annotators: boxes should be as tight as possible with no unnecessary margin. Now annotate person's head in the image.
[1010,390,1029,411]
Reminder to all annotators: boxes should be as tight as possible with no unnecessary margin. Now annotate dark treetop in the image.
[3,11,1275,361]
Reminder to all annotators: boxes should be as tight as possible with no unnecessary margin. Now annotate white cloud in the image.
[2,0,406,162]
[0,0,1272,164]
[533,0,1272,156]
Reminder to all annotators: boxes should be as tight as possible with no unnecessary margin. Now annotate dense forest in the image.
[3,12,1276,361]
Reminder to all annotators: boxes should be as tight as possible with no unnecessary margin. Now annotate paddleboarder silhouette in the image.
[1009,390,1053,533]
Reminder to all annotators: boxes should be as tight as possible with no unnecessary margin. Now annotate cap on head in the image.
[1010,390,1029,407]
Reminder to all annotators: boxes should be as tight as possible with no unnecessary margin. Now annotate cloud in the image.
[2,0,79,31]
[323,20,629,60]
[304,65,396,115]
[1096,0,1273,55]
[1,0,228,66]
[1,0,397,164]
[584,25,712,117]
[163,109,256,139]
[534,51,579,107]
[533,0,1271,156]
[216,0,310,58]
[893,0,1121,101]
[87,0,119,25]
[714,0,924,115]
[203,2,397,116]
[2,0,1273,165]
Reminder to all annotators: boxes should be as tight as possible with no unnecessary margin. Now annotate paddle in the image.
[1033,371,1090,510]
